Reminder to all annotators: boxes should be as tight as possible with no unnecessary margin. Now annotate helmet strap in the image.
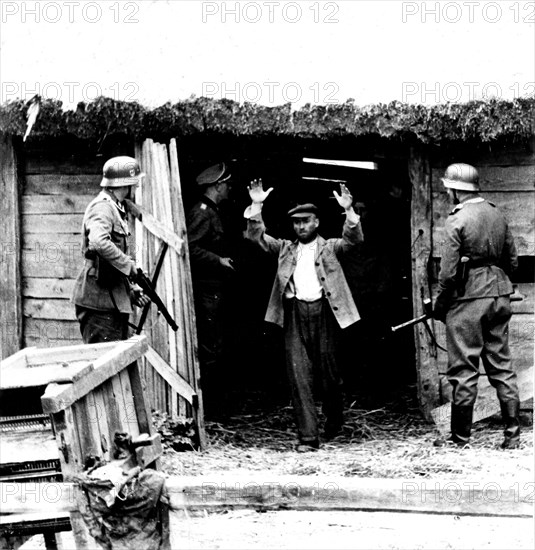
[452,189,460,205]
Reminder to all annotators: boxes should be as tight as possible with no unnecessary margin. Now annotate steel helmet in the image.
[100,156,145,187]
[441,163,480,192]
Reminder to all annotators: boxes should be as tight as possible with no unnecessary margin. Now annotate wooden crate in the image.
[0,335,164,549]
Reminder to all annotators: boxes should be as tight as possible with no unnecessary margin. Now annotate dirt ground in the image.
[20,388,534,550]
[169,510,534,550]
[21,511,535,550]
[160,387,534,483]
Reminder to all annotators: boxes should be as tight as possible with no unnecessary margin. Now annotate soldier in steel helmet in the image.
[73,156,150,343]
[433,163,521,449]
[186,162,236,418]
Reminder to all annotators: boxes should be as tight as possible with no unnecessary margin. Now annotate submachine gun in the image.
[85,249,178,333]
[390,289,523,337]
[130,267,178,333]
[391,299,433,333]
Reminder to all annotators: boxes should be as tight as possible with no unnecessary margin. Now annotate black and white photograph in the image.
[0,1,533,548]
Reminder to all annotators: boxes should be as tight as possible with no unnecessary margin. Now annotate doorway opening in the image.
[178,136,417,414]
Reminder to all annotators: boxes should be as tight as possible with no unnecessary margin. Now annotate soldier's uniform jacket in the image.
[73,190,135,314]
[436,196,517,309]
[187,197,230,286]
[245,212,364,329]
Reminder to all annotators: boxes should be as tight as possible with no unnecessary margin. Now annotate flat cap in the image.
[196,162,232,187]
[287,203,319,218]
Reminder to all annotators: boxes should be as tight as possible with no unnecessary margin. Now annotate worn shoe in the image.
[295,440,319,453]
[433,435,470,448]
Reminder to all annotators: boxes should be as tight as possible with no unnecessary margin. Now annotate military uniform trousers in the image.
[446,296,519,407]
[284,297,344,444]
[75,305,129,344]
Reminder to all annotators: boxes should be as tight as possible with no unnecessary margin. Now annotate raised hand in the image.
[333,183,353,210]
[248,178,273,204]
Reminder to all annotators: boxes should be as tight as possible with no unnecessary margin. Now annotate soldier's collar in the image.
[449,196,484,214]
[100,190,126,214]
[201,196,219,212]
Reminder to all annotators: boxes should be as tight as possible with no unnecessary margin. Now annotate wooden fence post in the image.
[408,146,441,419]
[0,134,22,359]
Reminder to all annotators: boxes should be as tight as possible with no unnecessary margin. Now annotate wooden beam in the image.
[24,174,100,195]
[124,199,184,256]
[145,345,196,405]
[0,135,22,359]
[0,348,30,370]
[134,434,163,468]
[22,194,93,215]
[41,336,148,413]
[303,158,378,170]
[0,361,93,389]
[408,146,441,419]
[22,341,116,366]
[1,476,532,517]
[169,138,206,447]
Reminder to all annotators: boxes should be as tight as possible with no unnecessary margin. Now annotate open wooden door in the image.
[129,139,205,447]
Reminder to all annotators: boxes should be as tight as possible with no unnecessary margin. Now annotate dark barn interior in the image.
[175,134,417,411]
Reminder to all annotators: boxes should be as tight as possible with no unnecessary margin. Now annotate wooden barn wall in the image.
[430,140,535,402]
[0,135,22,359]
[17,138,172,413]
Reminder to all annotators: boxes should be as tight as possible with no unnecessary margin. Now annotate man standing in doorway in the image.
[187,162,235,418]
[244,179,364,451]
[73,156,150,344]
[433,163,521,449]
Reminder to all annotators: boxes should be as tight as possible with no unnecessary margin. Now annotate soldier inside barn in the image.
[433,163,521,449]
[186,162,236,418]
[244,179,364,452]
[73,156,150,344]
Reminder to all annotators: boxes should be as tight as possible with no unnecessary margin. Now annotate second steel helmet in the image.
[441,163,480,192]
[100,156,145,187]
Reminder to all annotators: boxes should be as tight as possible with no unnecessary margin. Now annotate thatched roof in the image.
[1,96,533,144]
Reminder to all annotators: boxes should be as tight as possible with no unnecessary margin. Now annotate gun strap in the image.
[422,319,448,353]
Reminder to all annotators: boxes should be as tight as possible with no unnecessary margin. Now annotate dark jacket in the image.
[436,196,517,311]
[187,197,230,285]
[245,212,364,329]
[73,190,135,313]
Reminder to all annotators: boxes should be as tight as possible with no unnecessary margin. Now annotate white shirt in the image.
[288,238,323,302]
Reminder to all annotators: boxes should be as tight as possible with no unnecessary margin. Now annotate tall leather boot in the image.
[434,404,473,447]
[500,399,521,450]
[450,404,473,445]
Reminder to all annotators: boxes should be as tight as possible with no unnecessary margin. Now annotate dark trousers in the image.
[193,284,227,415]
[446,296,519,407]
[75,306,129,344]
[284,298,344,443]
[194,285,225,371]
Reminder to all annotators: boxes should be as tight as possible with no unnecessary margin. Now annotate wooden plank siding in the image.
[0,135,22,359]
[409,147,441,418]
[19,145,105,353]
[430,143,535,410]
